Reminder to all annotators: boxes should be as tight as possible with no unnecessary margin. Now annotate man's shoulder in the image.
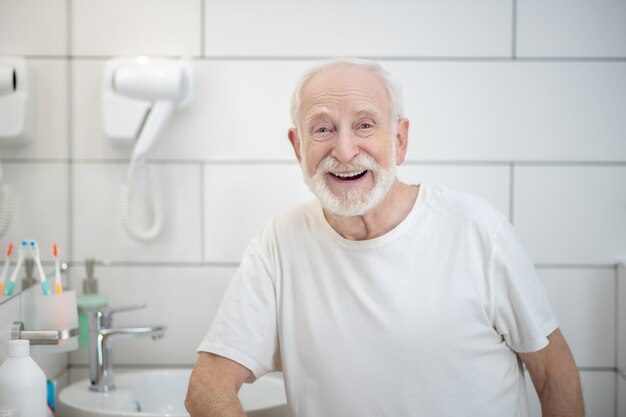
[257,199,320,238]
[422,184,506,228]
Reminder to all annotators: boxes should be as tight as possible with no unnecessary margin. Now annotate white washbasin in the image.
[57,369,287,417]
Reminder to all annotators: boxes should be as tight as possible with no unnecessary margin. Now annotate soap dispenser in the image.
[76,258,108,347]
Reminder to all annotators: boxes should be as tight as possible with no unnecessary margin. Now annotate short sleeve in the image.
[491,219,559,353]
[197,240,281,381]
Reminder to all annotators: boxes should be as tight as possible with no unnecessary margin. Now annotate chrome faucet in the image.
[88,304,166,392]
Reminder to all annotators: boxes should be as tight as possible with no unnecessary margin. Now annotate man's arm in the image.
[518,328,584,417]
[185,352,252,417]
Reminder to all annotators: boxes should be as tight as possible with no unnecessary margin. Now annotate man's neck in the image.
[323,181,419,241]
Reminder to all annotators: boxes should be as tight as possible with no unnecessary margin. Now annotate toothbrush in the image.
[4,240,28,295]
[0,242,14,294]
[53,242,62,294]
[29,240,51,295]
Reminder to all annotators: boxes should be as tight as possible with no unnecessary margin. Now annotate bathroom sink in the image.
[57,369,287,417]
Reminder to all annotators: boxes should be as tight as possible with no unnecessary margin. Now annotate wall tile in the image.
[514,166,626,264]
[538,268,615,367]
[2,60,69,160]
[617,264,626,376]
[517,0,626,58]
[0,0,68,56]
[204,164,313,263]
[397,164,510,217]
[0,162,69,262]
[526,371,615,417]
[71,59,308,161]
[0,290,67,379]
[69,266,233,366]
[72,163,202,263]
[383,61,626,162]
[73,60,626,162]
[617,376,626,417]
[205,0,512,57]
[0,294,21,363]
[71,0,201,57]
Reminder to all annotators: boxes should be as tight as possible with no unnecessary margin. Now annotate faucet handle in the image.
[94,304,147,328]
[102,304,146,320]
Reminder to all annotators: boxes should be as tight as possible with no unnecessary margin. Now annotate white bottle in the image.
[0,340,47,417]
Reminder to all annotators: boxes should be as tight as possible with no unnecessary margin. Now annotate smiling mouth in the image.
[329,170,368,181]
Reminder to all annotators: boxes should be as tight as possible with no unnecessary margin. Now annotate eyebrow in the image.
[305,105,380,123]
[304,106,332,123]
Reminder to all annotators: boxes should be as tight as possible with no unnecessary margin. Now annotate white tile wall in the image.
[0,290,68,379]
[517,0,626,58]
[71,60,308,161]
[0,0,68,56]
[0,162,69,260]
[71,0,201,57]
[514,166,626,265]
[539,269,615,367]
[616,264,626,376]
[205,0,512,58]
[72,163,202,263]
[71,60,626,163]
[0,295,21,362]
[397,164,511,216]
[526,371,615,417]
[617,376,626,417]
[1,60,69,160]
[69,266,234,366]
[204,164,314,263]
[383,61,626,162]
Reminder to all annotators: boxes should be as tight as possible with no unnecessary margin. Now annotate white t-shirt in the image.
[199,184,558,417]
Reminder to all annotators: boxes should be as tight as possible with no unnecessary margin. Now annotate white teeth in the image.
[332,170,366,178]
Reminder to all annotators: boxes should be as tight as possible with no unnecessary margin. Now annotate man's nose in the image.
[331,129,360,163]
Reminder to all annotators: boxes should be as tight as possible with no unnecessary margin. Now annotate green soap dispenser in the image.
[77,258,108,347]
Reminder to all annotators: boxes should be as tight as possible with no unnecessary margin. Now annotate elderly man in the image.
[186,59,584,417]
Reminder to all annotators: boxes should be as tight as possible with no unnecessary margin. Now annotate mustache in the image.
[316,153,379,175]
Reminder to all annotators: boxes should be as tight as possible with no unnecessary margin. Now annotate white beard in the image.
[301,146,397,217]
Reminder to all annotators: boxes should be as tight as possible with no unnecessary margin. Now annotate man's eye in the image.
[359,123,373,129]
[316,127,331,133]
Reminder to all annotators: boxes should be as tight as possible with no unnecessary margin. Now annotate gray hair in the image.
[289,58,404,133]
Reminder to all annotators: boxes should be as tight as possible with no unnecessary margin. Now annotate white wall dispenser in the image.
[0,57,34,238]
[102,56,193,241]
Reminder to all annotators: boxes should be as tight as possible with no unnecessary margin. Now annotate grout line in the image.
[577,367,618,372]
[64,261,241,268]
[19,55,626,63]
[535,264,618,270]
[200,164,205,263]
[618,368,626,380]
[200,0,206,58]
[4,159,626,167]
[511,0,518,59]
[67,0,75,292]
[53,261,622,270]
[509,164,515,224]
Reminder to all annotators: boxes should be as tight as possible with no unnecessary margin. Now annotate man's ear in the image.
[394,118,410,165]
[288,127,303,163]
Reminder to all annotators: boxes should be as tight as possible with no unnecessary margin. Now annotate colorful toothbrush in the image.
[5,240,28,295]
[0,242,14,294]
[53,242,62,294]
[29,240,51,295]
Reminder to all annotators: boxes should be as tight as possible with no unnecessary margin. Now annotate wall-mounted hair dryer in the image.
[0,57,33,142]
[102,57,193,242]
[0,57,33,238]
[102,56,193,161]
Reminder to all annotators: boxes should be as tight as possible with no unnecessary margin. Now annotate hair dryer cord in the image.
[119,163,163,242]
